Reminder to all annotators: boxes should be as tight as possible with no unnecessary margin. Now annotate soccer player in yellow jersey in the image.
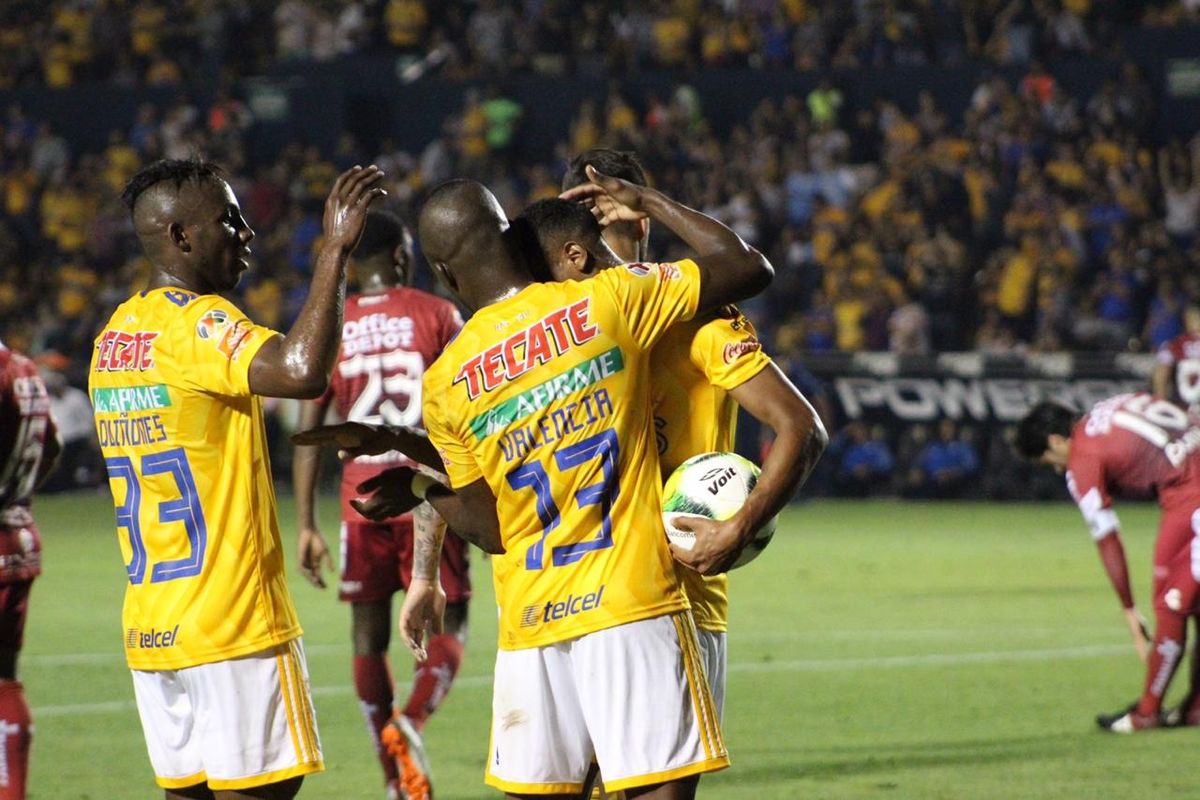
[522,192,827,722]
[559,149,828,717]
[89,158,385,799]
[315,173,774,798]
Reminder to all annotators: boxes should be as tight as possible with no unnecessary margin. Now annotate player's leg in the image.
[1105,507,1197,730]
[340,519,406,794]
[0,586,33,800]
[351,599,401,791]
[485,640,592,796]
[194,640,322,792]
[578,613,728,797]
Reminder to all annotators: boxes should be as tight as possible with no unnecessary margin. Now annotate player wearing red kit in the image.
[1152,304,1200,411]
[293,210,468,800]
[1018,394,1200,731]
[0,340,60,800]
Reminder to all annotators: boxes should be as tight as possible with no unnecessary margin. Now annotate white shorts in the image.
[696,628,727,722]
[485,611,728,795]
[131,638,324,791]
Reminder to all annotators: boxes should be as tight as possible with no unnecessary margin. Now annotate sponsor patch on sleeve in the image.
[195,310,229,340]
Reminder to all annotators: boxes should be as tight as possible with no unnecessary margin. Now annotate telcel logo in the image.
[127,625,180,649]
[522,586,606,627]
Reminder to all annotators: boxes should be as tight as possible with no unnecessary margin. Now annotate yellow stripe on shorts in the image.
[289,639,320,762]
[277,645,311,764]
[673,612,724,759]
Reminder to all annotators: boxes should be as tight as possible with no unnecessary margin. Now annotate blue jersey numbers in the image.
[105,447,209,584]
[508,428,621,570]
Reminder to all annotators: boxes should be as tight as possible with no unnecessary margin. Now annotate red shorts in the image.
[338,516,471,604]
[0,521,41,651]
[1151,507,1200,615]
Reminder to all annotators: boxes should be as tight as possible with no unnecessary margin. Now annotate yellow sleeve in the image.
[423,369,483,488]
[594,259,701,351]
[689,310,772,390]
[166,296,278,397]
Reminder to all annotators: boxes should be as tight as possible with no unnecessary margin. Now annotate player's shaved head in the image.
[417,179,530,309]
[123,158,225,225]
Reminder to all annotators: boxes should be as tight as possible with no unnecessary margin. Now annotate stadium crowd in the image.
[1,1,1198,499]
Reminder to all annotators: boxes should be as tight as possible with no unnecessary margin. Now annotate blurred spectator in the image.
[907,419,981,498]
[831,422,896,497]
[39,369,102,492]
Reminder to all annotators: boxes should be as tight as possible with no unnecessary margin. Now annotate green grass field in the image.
[22,494,1198,799]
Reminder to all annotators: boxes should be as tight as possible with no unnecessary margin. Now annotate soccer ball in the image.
[661,452,777,569]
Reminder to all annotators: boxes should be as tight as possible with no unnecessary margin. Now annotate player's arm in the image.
[398,501,448,661]
[560,165,773,313]
[33,414,61,492]
[248,166,386,398]
[293,396,335,589]
[291,421,446,473]
[1071,471,1151,661]
[1152,362,1173,400]
[672,365,828,575]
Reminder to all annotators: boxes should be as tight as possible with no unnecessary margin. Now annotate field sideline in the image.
[24,494,1198,799]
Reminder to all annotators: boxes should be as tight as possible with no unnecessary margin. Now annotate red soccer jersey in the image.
[1155,332,1200,408]
[0,345,55,528]
[1066,393,1200,540]
[324,287,462,520]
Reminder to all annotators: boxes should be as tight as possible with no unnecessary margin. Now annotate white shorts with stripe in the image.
[696,628,727,722]
[485,611,728,795]
[130,638,324,791]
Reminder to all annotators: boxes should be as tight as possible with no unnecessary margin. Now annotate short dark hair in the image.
[1015,401,1079,459]
[355,209,408,260]
[562,148,648,191]
[519,198,602,281]
[121,158,225,213]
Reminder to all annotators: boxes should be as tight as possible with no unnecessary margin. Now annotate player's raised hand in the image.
[1125,607,1151,663]
[323,165,387,253]
[559,164,651,226]
[668,515,751,575]
[351,465,424,520]
[292,421,394,461]
[297,526,334,589]
[398,578,446,662]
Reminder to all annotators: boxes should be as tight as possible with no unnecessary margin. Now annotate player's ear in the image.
[430,260,457,293]
[168,222,190,253]
[564,241,596,278]
[394,243,413,285]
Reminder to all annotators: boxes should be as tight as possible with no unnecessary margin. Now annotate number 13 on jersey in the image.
[507,428,621,570]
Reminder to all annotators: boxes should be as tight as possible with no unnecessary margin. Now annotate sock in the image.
[0,681,31,800]
[353,654,399,784]
[401,634,464,731]
[1136,611,1187,717]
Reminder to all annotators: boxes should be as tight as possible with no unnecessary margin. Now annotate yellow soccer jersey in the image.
[424,260,702,650]
[651,309,771,632]
[89,288,300,670]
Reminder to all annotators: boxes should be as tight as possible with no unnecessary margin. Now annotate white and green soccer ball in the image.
[661,451,777,569]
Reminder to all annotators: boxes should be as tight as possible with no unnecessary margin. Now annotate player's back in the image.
[1157,332,1200,408]
[89,288,300,670]
[331,286,462,518]
[424,261,702,650]
[1071,392,1200,509]
[0,346,53,526]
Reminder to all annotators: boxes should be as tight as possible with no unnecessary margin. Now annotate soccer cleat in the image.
[386,781,402,800]
[1096,703,1161,733]
[382,715,433,800]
